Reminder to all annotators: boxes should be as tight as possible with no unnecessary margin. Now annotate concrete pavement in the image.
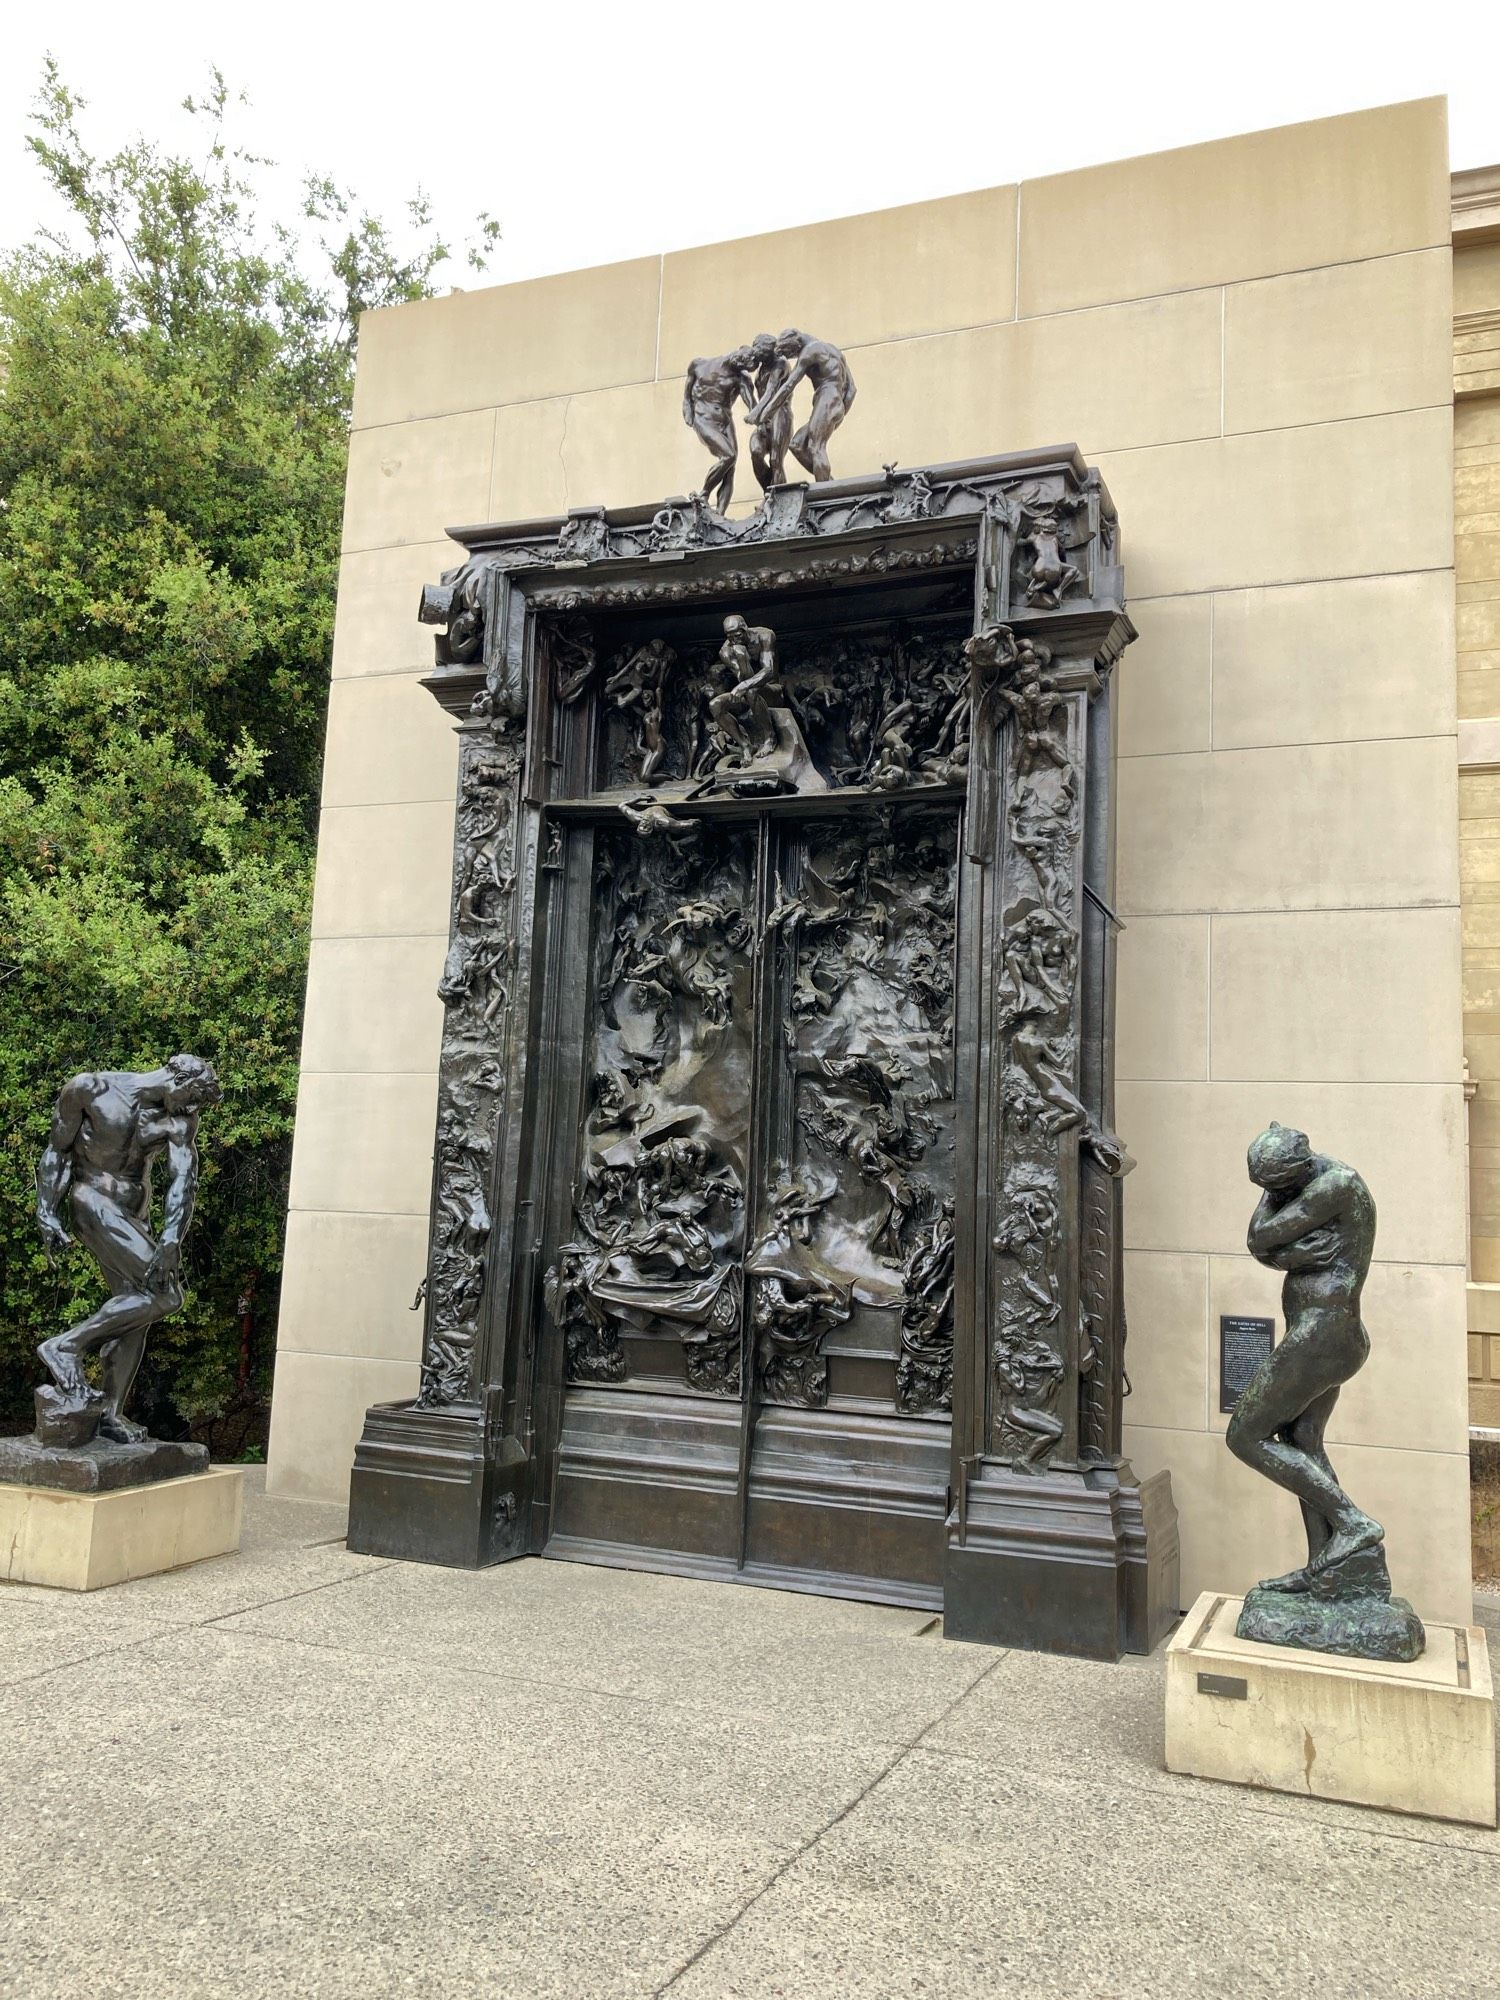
[1,1470,1497,1998]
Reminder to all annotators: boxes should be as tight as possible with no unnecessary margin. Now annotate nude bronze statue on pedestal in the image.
[1226,1122,1424,1662]
[32,1056,221,1451]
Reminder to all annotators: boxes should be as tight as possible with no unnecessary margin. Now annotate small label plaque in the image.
[1219,1315,1275,1413]
[1196,1672,1248,1701]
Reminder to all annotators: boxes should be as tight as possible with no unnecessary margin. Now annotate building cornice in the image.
[1454,165,1500,244]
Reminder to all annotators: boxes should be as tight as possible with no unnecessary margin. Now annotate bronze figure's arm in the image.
[35,1075,87,1259]
[1246,1172,1340,1257]
[151,1131,200,1285]
[751,358,808,425]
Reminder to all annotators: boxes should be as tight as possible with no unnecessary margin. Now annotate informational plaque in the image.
[1219,1315,1275,1413]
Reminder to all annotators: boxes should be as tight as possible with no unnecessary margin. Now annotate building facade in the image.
[268,98,1475,1623]
[1456,165,1500,1429]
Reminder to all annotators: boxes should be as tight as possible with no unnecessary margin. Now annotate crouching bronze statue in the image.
[30,1056,221,1454]
[1227,1122,1423,1662]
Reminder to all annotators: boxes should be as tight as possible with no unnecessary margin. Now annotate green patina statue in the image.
[1226,1122,1424,1663]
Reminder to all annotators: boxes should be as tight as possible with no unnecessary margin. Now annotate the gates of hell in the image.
[346,449,1180,1660]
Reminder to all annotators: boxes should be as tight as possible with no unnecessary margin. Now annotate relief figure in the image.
[604,638,674,784]
[698,615,826,795]
[992,1332,1066,1468]
[897,1196,956,1414]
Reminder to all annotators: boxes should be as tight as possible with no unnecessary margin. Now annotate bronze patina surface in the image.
[350,449,1178,1659]
[1228,1122,1424,1663]
[25,1056,219,1484]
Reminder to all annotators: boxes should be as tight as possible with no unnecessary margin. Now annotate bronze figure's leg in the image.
[693,410,738,512]
[1225,1306,1381,1583]
[37,1183,180,1443]
[751,407,792,490]
[790,382,847,483]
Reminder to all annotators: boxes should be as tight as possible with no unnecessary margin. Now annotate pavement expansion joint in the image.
[650,1651,1007,1997]
[196,1557,398,1630]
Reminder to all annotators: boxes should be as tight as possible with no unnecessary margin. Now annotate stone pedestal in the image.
[0,1467,243,1591]
[1166,1591,1496,1827]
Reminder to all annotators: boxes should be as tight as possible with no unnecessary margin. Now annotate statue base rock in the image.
[0,1432,209,1492]
[1235,1540,1425,1663]
[1167,1591,1495,1827]
[1237,1582,1425,1663]
[34,1383,108,1449]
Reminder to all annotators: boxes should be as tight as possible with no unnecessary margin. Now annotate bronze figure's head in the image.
[1247,1120,1314,1192]
[163,1052,223,1113]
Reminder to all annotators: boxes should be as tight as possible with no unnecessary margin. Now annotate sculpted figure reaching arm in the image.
[745,333,792,491]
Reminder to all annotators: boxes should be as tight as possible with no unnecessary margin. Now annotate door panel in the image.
[759,808,958,1419]
[543,802,958,1602]
[548,820,755,1396]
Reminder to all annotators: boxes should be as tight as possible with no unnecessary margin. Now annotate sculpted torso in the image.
[686,354,749,418]
[1250,1157,1374,1306]
[797,338,853,395]
[58,1074,190,1212]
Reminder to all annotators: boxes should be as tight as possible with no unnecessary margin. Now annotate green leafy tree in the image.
[0,64,495,1437]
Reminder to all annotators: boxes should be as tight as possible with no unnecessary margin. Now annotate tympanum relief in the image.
[594,614,973,802]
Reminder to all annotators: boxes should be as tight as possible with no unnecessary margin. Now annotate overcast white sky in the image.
[3,3,1498,287]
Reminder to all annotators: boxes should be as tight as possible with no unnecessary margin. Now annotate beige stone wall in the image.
[1455,166,1500,1426]
[268,101,1474,1622]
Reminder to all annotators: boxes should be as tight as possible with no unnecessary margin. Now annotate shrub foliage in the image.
[0,65,493,1432]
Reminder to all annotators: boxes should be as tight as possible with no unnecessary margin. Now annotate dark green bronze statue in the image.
[1226,1122,1424,1663]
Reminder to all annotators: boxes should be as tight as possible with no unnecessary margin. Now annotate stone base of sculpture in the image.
[0,1464,242,1591]
[1237,1541,1425,1663]
[0,1431,209,1493]
[1168,1591,1495,1826]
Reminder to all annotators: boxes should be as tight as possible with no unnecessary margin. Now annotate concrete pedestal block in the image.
[1166,1591,1496,1828]
[0,1467,244,1591]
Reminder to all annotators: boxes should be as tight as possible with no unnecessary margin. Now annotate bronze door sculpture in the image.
[538,788,963,1597]
[350,451,1179,1661]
